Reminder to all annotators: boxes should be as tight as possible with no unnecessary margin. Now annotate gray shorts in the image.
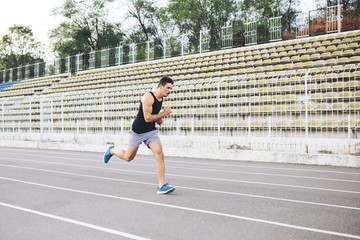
[128,130,161,148]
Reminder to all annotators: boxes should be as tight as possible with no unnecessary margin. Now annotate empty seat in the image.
[293,119,305,128]
[339,91,352,98]
[284,94,296,101]
[345,81,359,88]
[324,92,338,98]
[349,56,360,62]
[250,120,262,128]
[310,92,323,99]
[250,106,261,113]
[274,105,287,112]
[272,95,284,102]
[309,119,322,128]
[351,71,360,79]
[332,81,345,89]
[319,82,332,90]
[348,102,360,110]
[332,102,346,111]
[323,119,338,128]
[339,119,356,128]
[316,103,331,111]
[262,105,273,113]
[238,106,249,113]
[260,95,272,102]
[355,91,360,98]
[288,104,302,112]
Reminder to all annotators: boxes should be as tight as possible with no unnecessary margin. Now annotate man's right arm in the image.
[142,93,172,123]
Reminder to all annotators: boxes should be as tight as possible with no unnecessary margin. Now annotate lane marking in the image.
[2,157,360,194]
[1,163,359,211]
[1,176,360,240]
[1,148,359,175]
[0,202,151,240]
[2,154,355,183]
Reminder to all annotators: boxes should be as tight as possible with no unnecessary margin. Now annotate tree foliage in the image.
[166,0,237,50]
[50,0,125,57]
[0,25,44,69]
[127,0,162,42]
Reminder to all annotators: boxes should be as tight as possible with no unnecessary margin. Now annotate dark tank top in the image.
[132,92,163,134]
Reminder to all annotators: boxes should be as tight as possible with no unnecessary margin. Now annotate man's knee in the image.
[125,155,135,162]
[155,151,164,160]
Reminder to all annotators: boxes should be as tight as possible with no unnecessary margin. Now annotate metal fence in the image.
[1,65,359,155]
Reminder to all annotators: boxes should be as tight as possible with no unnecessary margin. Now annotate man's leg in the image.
[148,141,165,187]
[111,146,139,162]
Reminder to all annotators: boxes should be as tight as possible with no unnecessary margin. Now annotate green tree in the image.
[282,0,300,34]
[0,25,44,69]
[127,0,161,42]
[167,0,237,51]
[239,0,299,41]
[50,0,125,57]
[240,0,284,19]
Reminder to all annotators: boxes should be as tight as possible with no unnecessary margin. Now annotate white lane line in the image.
[0,202,151,240]
[0,155,358,183]
[1,163,359,211]
[1,176,360,240]
[2,157,360,194]
[2,149,359,175]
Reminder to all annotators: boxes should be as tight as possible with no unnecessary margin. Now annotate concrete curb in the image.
[0,139,359,168]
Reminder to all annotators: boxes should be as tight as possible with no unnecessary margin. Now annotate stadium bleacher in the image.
[0,81,20,92]
[0,30,359,153]
[0,74,69,98]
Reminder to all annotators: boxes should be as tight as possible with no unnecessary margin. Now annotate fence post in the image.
[199,31,202,53]
[40,97,44,140]
[304,69,310,153]
[102,89,109,143]
[28,95,36,138]
[308,11,311,36]
[348,115,351,154]
[147,41,150,61]
[181,35,185,56]
[61,92,70,141]
[176,119,180,136]
[2,99,9,135]
[268,116,271,150]
[248,114,251,150]
[217,77,225,149]
[337,1,341,33]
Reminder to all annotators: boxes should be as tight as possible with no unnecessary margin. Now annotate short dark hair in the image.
[158,76,174,87]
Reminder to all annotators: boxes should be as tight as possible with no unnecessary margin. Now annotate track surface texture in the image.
[0,147,359,240]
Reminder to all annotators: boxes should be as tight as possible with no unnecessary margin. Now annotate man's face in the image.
[160,83,173,97]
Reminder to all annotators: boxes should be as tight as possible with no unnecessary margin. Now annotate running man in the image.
[103,76,175,194]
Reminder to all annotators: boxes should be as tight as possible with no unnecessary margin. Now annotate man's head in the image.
[158,76,173,97]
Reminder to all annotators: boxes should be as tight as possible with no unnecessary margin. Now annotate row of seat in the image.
[70,31,360,77]
[3,101,360,120]
[0,81,20,91]
[0,75,68,98]
[5,88,359,115]
[48,66,360,95]
[4,118,359,130]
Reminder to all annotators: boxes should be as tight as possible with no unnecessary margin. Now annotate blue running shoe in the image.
[157,183,175,194]
[104,145,114,163]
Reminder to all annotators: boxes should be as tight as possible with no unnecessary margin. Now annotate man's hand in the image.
[156,118,163,126]
[163,106,172,115]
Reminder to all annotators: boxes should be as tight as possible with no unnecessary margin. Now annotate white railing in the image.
[244,21,257,46]
[1,65,359,155]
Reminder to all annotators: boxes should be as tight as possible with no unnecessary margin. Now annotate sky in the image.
[0,0,318,60]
